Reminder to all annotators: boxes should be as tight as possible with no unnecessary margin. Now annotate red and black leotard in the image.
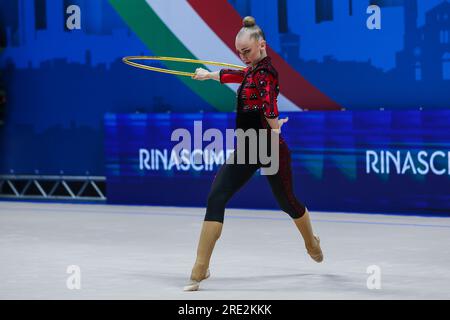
[220,56,279,130]
[204,56,306,223]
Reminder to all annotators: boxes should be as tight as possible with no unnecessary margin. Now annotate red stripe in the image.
[187,0,342,111]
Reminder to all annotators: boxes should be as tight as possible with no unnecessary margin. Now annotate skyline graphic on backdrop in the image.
[0,0,449,74]
[0,0,449,175]
[0,0,449,109]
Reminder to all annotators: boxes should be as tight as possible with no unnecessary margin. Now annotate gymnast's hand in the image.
[272,117,289,134]
[192,68,210,81]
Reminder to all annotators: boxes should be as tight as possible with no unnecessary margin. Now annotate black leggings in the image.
[205,137,306,223]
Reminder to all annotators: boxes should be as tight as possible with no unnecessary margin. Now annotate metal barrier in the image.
[0,175,106,201]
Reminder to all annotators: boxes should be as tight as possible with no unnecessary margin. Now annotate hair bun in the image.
[243,16,256,28]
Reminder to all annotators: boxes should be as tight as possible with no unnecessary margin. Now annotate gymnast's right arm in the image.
[192,68,245,83]
[192,68,219,81]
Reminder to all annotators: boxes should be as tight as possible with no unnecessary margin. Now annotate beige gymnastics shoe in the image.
[183,269,211,291]
[306,236,323,263]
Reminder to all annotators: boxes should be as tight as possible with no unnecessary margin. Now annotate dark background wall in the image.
[0,0,449,176]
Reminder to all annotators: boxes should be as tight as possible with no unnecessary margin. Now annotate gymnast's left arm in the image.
[255,70,288,133]
[266,117,289,134]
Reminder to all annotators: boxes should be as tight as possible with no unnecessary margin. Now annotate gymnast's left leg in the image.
[265,141,323,263]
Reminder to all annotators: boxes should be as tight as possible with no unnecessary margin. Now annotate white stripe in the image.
[145,0,299,112]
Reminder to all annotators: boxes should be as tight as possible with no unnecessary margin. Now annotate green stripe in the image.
[109,0,235,112]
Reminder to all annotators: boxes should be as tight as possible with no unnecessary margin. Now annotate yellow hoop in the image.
[122,56,246,77]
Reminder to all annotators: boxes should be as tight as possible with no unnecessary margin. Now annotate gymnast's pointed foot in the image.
[183,269,210,291]
[306,235,323,263]
[184,221,222,291]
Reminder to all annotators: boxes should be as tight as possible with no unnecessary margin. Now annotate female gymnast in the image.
[184,16,323,291]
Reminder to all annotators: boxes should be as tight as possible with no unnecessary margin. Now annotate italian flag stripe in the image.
[109,0,342,111]
[187,0,342,110]
[109,0,235,112]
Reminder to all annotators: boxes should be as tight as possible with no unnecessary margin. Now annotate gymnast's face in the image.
[235,33,267,68]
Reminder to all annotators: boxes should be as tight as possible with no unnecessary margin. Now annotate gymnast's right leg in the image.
[184,160,259,291]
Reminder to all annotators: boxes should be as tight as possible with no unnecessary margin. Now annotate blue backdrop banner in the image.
[2,1,450,177]
[105,111,450,215]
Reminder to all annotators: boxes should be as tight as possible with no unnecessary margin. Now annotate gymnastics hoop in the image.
[122,56,246,77]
